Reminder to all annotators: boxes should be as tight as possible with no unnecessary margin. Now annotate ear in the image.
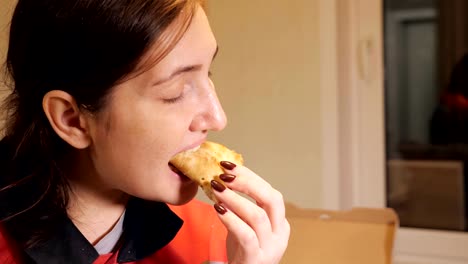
[42,90,91,149]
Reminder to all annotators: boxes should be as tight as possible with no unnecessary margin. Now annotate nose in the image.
[189,79,227,132]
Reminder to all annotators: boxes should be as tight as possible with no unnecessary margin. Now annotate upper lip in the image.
[174,137,206,156]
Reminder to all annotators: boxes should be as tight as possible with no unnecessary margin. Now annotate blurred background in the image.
[2,0,468,263]
[205,1,322,208]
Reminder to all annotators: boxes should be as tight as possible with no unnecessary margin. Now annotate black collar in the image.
[23,198,183,264]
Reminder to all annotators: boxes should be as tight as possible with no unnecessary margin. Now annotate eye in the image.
[161,81,190,104]
[162,93,184,104]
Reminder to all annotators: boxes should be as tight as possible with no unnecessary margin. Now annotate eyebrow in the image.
[153,46,219,86]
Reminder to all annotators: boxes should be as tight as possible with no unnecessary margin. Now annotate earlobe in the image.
[42,90,91,149]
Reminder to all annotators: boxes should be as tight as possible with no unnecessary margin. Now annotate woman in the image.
[0,0,290,263]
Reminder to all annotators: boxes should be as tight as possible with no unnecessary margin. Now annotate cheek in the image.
[89,87,198,187]
[89,122,169,193]
[92,103,189,178]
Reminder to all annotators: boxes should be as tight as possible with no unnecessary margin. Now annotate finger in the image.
[219,162,286,233]
[213,203,260,254]
[212,181,272,245]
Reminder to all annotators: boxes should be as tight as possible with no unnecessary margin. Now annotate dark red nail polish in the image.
[211,180,226,192]
[220,161,236,170]
[219,173,236,182]
[214,204,227,215]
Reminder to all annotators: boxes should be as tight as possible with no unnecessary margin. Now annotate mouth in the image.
[168,163,191,181]
[168,141,204,182]
[181,144,201,154]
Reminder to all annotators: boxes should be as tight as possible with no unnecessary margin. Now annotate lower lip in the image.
[173,171,192,182]
[169,164,192,182]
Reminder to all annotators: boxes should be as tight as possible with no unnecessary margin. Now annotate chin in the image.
[124,183,197,205]
[145,182,199,206]
[170,185,199,205]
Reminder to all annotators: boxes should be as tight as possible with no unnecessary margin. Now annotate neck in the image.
[64,150,129,245]
[67,182,129,245]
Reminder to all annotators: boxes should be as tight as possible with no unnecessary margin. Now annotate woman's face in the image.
[85,6,226,204]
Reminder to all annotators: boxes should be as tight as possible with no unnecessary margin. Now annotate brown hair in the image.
[1,0,201,249]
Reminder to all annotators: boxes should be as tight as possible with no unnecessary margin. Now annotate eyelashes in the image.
[162,71,213,104]
[162,93,185,104]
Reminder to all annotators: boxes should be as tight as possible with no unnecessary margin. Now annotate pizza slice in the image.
[169,141,243,202]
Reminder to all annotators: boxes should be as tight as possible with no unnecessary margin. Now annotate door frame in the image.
[319,0,468,263]
[320,0,386,210]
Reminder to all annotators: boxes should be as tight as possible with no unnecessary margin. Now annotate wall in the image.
[205,0,322,208]
[0,0,14,82]
[0,0,14,63]
[0,0,16,130]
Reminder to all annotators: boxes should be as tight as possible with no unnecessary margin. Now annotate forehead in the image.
[111,5,216,94]
[157,6,216,68]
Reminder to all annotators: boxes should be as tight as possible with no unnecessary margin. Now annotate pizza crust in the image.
[169,141,244,202]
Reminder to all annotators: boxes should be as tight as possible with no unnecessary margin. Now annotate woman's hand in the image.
[211,161,290,264]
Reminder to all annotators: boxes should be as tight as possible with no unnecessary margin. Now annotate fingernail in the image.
[220,161,236,170]
[219,173,236,182]
[214,204,227,215]
[211,180,226,192]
